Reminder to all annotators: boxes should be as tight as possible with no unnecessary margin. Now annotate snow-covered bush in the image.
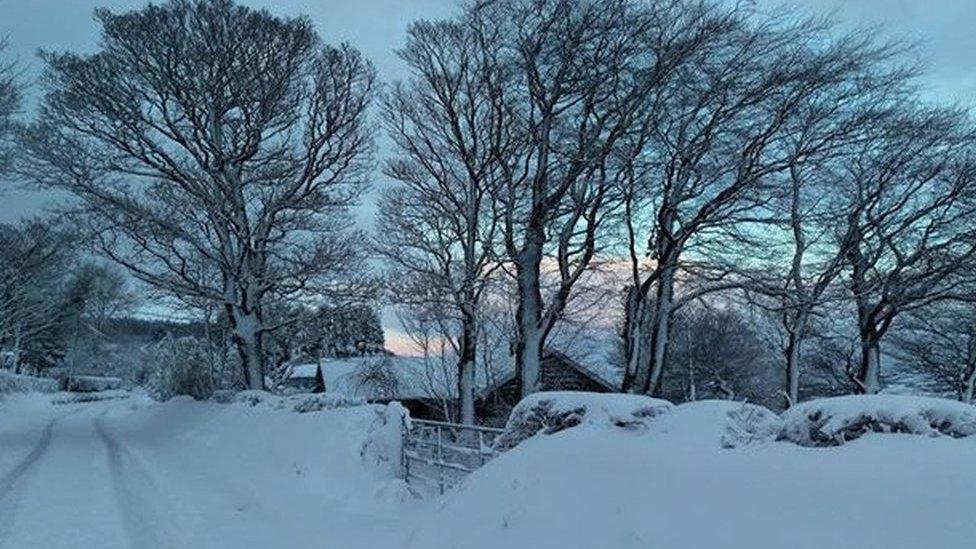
[352,357,401,400]
[495,391,672,450]
[51,389,129,404]
[724,401,783,447]
[290,393,366,413]
[146,336,214,401]
[219,389,365,412]
[65,375,123,392]
[643,400,783,449]
[780,395,976,446]
[0,370,59,394]
[227,389,274,406]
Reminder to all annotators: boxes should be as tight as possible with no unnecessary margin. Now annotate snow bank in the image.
[0,370,59,394]
[494,391,672,450]
[408,396,976,549]
[645,399,783,448]
[780,395,976,446]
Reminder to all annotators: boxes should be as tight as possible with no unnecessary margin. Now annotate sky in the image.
[1,0,975,223]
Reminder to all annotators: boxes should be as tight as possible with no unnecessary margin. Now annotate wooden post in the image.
[436,424,445,495]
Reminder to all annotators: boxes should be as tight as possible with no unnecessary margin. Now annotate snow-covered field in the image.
[3,392,976,549]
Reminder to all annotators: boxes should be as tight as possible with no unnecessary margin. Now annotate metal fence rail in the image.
[403,418,505,494]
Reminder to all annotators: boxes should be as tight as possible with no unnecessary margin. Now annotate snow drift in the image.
[408,397,976,549]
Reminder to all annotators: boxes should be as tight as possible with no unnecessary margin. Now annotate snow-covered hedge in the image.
[215,390,365,412]
[780,395,976,446]
[494,391,672,450]
[66,375,124,393]
[0,370,59,394]
[51,390,131,405]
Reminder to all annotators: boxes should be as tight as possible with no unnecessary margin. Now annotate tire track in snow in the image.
[0,415,63,547]
[95,418,183,549]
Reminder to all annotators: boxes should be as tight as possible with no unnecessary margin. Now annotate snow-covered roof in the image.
[289,363,321,379]
[289,356,500,401]
[289,343,622,402]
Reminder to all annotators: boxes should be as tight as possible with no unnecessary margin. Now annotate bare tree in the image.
[0,220,77,373]
[620,8,914,396]
[835,107,976,394]
[735,37,917,406]
[664,298,780,406]
[0,39,20,175]
[377,18,507,424]
[394,305,462,423]
[890,300,976,403]
[61,261,139,372]
[17,0,376,389]
[471,0,701,399]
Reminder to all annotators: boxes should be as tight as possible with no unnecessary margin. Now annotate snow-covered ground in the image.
[3,392,976,548]
[0,392,414,549]
[409,399,976,549]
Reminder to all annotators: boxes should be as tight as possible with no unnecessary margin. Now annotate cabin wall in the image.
[478,356,613,426]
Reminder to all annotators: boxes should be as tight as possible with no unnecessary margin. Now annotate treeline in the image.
[1,1,974,420]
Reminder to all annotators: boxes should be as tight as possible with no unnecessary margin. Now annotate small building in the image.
[286,348,620,425]
[282,363,326,393]
[476,350,616,425]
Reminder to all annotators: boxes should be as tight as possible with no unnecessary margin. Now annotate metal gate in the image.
[402,418,505,494]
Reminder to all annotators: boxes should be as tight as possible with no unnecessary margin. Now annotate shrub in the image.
[66,375,123,392]
[146,336,214,401]
[0,370,59,394]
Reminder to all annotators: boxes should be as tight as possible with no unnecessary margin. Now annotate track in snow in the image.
[0,416,63,546]
[95,418,183,549]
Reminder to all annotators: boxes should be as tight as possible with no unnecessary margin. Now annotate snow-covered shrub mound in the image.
[50,389,131,405]
[646,400,782,449]
[66,375,123,393]
[290,392,367,412]
[494,391,672,450]
[0,370,59,394]
[780,395,976,446]
[216,389,365,412]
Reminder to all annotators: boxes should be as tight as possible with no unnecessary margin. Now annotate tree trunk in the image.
[621,286,649,393]
[228,305,265,391]
[960,365,976,405]
[960,339,976,404]
[457,307,477,425]
[643,266,676,396]
[855,331,882,394]
[515,237,545,399]
[11,326,22,374]
[783,312,808,407]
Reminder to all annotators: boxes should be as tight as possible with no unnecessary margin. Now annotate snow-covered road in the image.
[0,400,194,548]
[0,396,414,549]
[1,401,136,548]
